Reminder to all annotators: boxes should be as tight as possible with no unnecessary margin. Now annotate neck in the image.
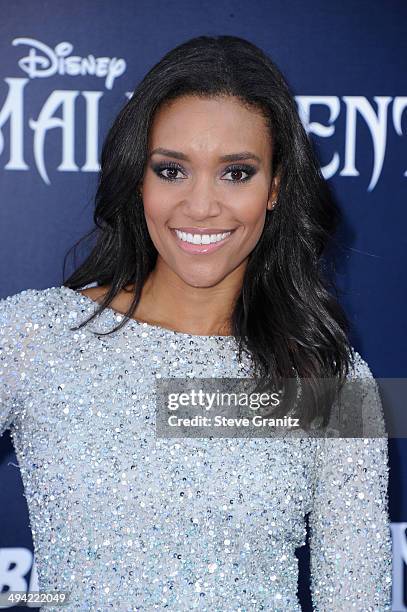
[132,258,246,336]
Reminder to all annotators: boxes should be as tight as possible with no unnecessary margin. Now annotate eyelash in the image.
[151,161,257,184]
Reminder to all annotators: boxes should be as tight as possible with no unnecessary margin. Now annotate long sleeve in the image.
[0,290,32,437]
[308,353,393,610]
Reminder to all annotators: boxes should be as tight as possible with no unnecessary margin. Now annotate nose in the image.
[181,175,222,220]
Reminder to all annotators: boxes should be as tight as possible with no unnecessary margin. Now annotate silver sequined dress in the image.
[0,286,392,611]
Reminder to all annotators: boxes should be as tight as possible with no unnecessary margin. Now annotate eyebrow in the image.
[149,147,261,164]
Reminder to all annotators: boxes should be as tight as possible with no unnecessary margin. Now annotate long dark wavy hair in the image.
[63,35,354,430]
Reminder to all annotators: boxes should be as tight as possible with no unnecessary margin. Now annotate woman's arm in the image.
[308,356,393,611]
[0,290,32,437]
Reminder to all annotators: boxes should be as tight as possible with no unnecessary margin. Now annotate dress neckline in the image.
[60,285,238,342]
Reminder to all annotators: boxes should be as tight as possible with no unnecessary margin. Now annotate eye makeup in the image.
[150,160,258,184]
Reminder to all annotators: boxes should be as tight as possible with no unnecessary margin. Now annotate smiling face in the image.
[139,94,279,289]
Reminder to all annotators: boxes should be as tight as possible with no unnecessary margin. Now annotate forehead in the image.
[148,95,272,159]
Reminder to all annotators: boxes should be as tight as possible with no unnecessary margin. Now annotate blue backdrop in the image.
[0,1,406,610]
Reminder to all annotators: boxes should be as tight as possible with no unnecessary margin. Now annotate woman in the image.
[0,35,392,610]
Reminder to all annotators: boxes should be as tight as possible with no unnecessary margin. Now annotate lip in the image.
[170,227,236,234]
[170,227,236,254]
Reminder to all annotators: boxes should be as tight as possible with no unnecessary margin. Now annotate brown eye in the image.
[162,167,181,180]
[229,169,245,181]
[223,164,257,183]
[151,161,186,182]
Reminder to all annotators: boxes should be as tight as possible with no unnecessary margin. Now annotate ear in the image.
[267,172,281,211]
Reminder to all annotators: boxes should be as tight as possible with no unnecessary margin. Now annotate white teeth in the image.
[174,230,232,245]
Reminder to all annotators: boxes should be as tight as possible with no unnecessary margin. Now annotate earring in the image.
[269,200,277,210]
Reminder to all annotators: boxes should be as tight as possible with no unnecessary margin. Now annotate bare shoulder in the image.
[78,284,135,299]
[77,284,136,310]
[78,286,109,301]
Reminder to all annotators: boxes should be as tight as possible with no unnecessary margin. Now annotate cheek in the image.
[235,196,268,231]
[142,196,171,228]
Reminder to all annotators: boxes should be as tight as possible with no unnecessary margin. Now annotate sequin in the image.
[0,286,392,610]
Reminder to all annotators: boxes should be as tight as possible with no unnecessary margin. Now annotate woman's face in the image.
[140,95,279,288]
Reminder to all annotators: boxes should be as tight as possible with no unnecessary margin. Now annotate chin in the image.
[178,270,226,289]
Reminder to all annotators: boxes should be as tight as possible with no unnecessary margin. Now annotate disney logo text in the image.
[12,37,126,90]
